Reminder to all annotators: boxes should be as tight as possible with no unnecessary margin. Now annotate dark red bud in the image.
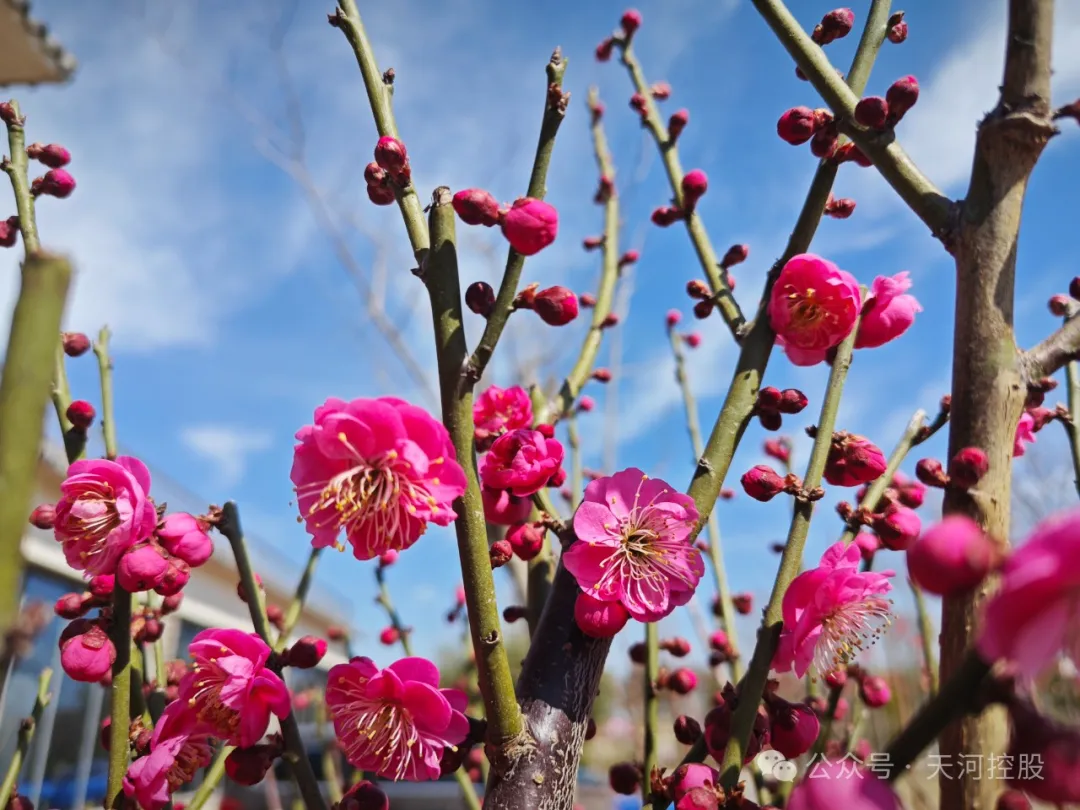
[489,540,513,568]
[66,400,95,430]
[949,447,989,490]
[886,75,920,122]
[29,503,56,530]
[668,109,689,141]
[373,136,409,175]
[693,300,714,319]
[854,96,890,129]
[915,458,949,488]
[453,189,501,227]
[777,106,817,145]
[61,332,91,357]
[465,281,496,317]
[721,244,748,268]
[534,286,579,326]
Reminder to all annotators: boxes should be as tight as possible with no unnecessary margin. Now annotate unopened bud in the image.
[855,96,890,129]
[777,106,818,145]
[534,286,579,326]
[693,300,714,319]
[673,715,702,745]
[684,332,701,349]
[681,169,708,208]
[489,539,513,568]
[594,175,615,205]
[668,109,689,141]
[0,102,21,127]
[0,216,17,249]
[650,82,672,100]
[601,313,620,328]
[583,235,604,251]
[825,194,857,219]
[37,169,76,198]
[629,93,647,114]
[810,126,840,159]
[886,75,920,122]
[834,142,873,167]
[29,503,56,530]
[886,11,908,44]
[26,143,71,169]
[1049,294,1071,316]
[595,38,615,62]
[949,447,989,490]
[721,244,748,268]
[812,8,855,45]
[618,250,639,267]
[453,189,501,227]
[620,9,642,37]
[284,636,327,669]
[61,332,91,357]
[55,592,89,620]
[651,206,684,227]
[366,183,395,206]
[686,279,710,299]
[503,605,527,623]
[373,136,409,175]
[741,465,787,502]
[609,762,642,796]
[579,292,597,307]
[779,389,809,414]
[66,400,95,430]
[593,368,612,383]
[915,457,949,489]
[666,309,682,328]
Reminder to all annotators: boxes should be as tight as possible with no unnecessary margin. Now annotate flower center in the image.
[169,737,213,789]
[813,594,893,674]
[65,483,121,558]
[186,654,243,735]
[342,696,421,780]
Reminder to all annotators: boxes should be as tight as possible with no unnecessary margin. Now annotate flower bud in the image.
[54,592,89,620]
[763,438,791,465]
[855,96,890,129]
[1049,294,1071,316]
[61,332,91,357]
[594,175,615,205]
[501,198,558,256]
[768,699,821,759]
[777,106,817,145]
[609,762,642,795]
[629,642,646,664]
[29,503,56,530]
[949,447,990,490]
[741,465,787,502]
[267,603,286,631]
[66,400,95,430]
[907,515,997,596]
[684,332,702,349]
[686,279,710,300]
[886,75,920,122]
[779,388,809,414]
[489,539,513,568]
[757,386,782,412]
[649,82,672,101]
[824,669,847,689]
[161,592,183,615]
[651,205,684,227]
[666,309,682,328]
[225,743,280,787]
[502,605,527,623]
[363,162,386,186]
[117,542,169,592]
[887,11,908,44]
[824,434,888,487]
[873,503,921,551]
[464,281,496,318]
[668,109,689,141]
[373,136,408,175]
[693,300,714,319]
[721,244,748,268]
[629,93,647,114]
[0,103,20,126]
[583,235,604,251]
[378,626,400,646]
[915,457,950,488]
[60,620,115,683]
[732,593,753,615]
[153,557,191,597]
[662,636,692,657]
[452,189,501,227]
[592,368,613,383]
[618,250,640,268]
[601,312,619,328]
[620,9,642,37]
[0,216,17,249]
[811,126,840,159]
[595,38,615,62]
[575,592,630,638]
[834,142,873,167]
[26,143,71,169]
[825,195,857,219]
[89,575,115,599]
[284,636,328,669]
[534,286,579,326]
[681,169,708,208]
[37,168,76,198]
[668,668,698,695]
[812,8,855,45]
[366,183,395,206]
[859,675,892,708]
[338,780,390,810]
[507,522,546,561]
[157,512,214,568]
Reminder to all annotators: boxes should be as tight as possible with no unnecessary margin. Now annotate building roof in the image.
[0,0,76,87]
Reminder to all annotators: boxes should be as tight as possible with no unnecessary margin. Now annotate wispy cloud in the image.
[181,424,273,487]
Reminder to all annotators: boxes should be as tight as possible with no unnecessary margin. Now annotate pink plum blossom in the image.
[768,253,861,353]
[854,272,922,349]
[501,197,558,256]
[123,702,214,810]
[157,513,214,568]
[54,456,157,577]
[777,335,828,367]
[472,385,533,440]
[117,542,169,592]
[325,656,469,781]
[60,620,115,682]
[574,591,630,638]
[787,761,900,810]
[1013,411,1036,457]
[179,628,290,747]
[563,468,703,622]
[768,699,820,759]
[291,397,467,560]
[773,541,894,677]
[481,485,533,526]
[907,515,996,597]
[479,428,564,497]
[978,507,1080,679]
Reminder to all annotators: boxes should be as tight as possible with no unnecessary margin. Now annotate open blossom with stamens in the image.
[123,702,214,810]
[325,656,469,781]
[772,541,894,677]
[855,272,921,349]
[291,397,467,560]
[768,253,861,353]
[178,628,290,747]
[479,428,565,497]
[563,468,703,622]
[54,456,158,577]
[472,385,533,441]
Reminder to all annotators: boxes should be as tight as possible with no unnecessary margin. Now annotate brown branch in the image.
[939,1,1057,808]
[1023,312,1080,379]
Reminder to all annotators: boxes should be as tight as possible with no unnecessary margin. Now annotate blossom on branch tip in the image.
[907,516,996,597]
[768,253,861,353]
[291,397,466,560]
[564,468,702,622]
[55,456,157,577]
[574,591,630,638]
[773,541,894,677]
[179,628,290,747]
[326,656,469,781]
[451,188,501,227]
[501,197,558,256]
[480,428,564,497]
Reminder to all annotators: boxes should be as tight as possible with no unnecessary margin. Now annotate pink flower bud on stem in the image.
[26,143,71,169]
[886,11,908,43]
[740,465,787,502]
[907,516,998,596]
[489,539,513,568]
[681,169,708,211]
[651,206,684,227]
[915,457,950,488]
[35,169,76,198]
[948,447,990,490]
[886,75,920,123]
[61,332,91,357]
[1049,294,1071,316]
[618,249,639,267]
[721,244,748,269]
[620,9,642,38]
[824,194,857,219]
[452,189,501,226]
[534,286,579,326]
[373,136,409,176]
[465,281,496,317]
[583,235,604,251]
[668,109,689,142]
[666,309,682,328]
[66,400,95,430]
[595,38,615,62]
[29,503,55,530]
[777,106,818,145]
[854,96,890,129]
[812,8,855,45]
[0,216,19,248]
[650,81,672,100]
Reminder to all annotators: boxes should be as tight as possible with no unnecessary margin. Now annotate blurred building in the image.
[0,445,353,810]
[0,0,76,87]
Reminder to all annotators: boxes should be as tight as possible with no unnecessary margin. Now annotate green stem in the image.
[467,50,569,380]
[809,685,843,760]
[0,668,51,809]
[454,769,482,810]
[615,50,744,338]
[0,253,70,632]
[2,100,40,254]
[51,340,74,439]
[333,1,429,262]
[642,621,660,803]
[376,563,412,656]
[839,409,926,544]
[93,326,118,460]
[568,415,582,509]
[1065,321,1080,498]
[747,0,952,239]
[106,586,133,809]
[315,696,343,804]
[845,699,866,754]
[188,750,228,810]
[217,502,328,810]
[668,326,743,682]
[910,578,939,696]
[424,190,523,749]
[717,319,861,790]
[275,547,323,652]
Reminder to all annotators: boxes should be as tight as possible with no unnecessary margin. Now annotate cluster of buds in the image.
[753,386,808,431]
[740,464,806,502]
[365,136,411,205]
[853,76,921,130]
[824,192,856,219]
[811,8,855,45]
[511,282,580,326]
[595,9,642,63]
[714,592,754,617]
[916,444,994,491]
[652,169,708,228]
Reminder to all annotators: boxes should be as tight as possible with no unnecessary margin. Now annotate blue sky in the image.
[3,0,1080,671]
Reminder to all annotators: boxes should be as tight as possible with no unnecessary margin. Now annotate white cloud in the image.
[180,424,273,488]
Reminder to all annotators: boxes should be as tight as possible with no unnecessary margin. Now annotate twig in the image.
[423,190,523,751]
[467,50,569,381]
[747,0,954,241]
[275,547,323,652]
[0,253,70,632]
[0,668,51,808]
[454,770,482,810]
[187,750,228,810]
[375,563,411,655]
[1065,328,1080,499]
[642,622,660,803]
[567,414,583,509]
[93,326,118,460]
[668,326,743,681]
[839,409,926,545]
[1,100,40,254]
[910,578,939,696]
[217,502,329,810]
[1023,313,1080,380]
[333,0,429,263]
[614,49,745,339]
[717,315,861,790]
[106,586,133,809]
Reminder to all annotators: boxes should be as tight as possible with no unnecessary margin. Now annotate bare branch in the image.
[1024,314,1080,379]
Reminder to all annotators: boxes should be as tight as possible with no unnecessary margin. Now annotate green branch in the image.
[0,668,51,809]
[2,100,40,254]
[106,586,133,809]
[93,326,118,460]
[910,577,939,696]
[642,621,660,802]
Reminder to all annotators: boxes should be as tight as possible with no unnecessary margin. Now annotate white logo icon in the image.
[755,750,798,782]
